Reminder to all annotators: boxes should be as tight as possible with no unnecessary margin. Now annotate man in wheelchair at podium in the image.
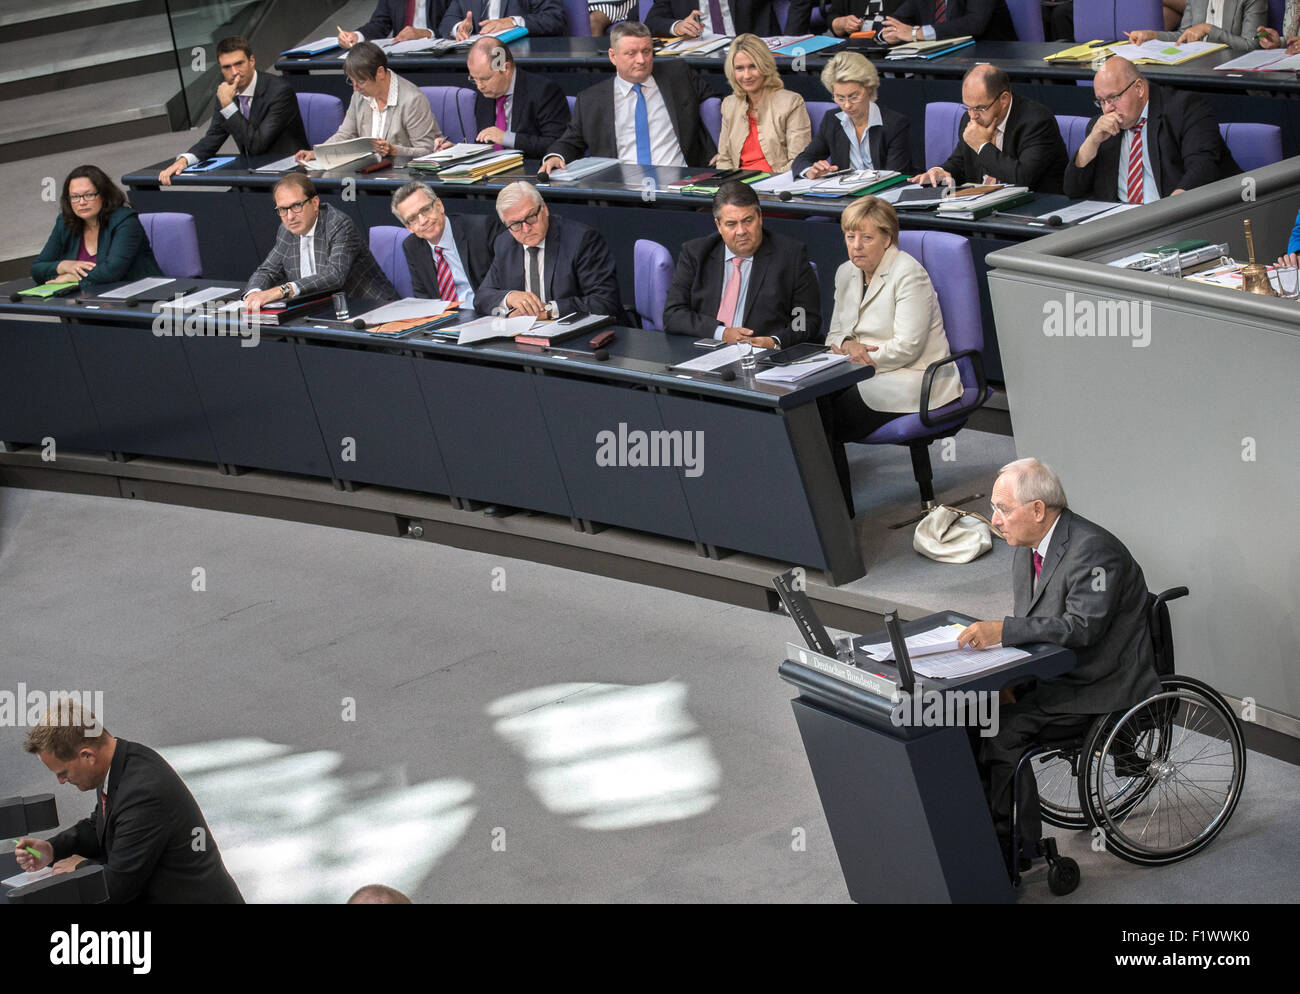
[956,457,1163,875]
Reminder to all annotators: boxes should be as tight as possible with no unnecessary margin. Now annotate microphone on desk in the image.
[124,297,141,307]
[9,293,20,303]
[352,319,366,330]
[778,191,793,202]
[714,368,736,382]
[593,348,610,361]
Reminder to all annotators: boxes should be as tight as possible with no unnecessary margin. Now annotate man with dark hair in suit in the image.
[466,38,569,157]
[244,174,397,309]
[337,0,449,47]
[1064,56,1239,203]
[391,180,504,307]
[879,0,1017,42]
[440,0,565,39]
[539,21,717,174]
[158,37,307,185]
[663,181,821,350]
[644,0,778,38]
[14,700,244,903]
[911,64,1068,194]
[476,182,621,318]
[958,457,1163,871]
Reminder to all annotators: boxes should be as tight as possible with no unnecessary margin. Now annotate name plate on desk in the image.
[786,643,899,702]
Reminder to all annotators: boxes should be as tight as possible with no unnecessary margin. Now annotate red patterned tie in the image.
[1126,117,1147,205]
[433,246,458,303]
[404,0,418,29]
[1033,550,1043,578]
[934,0,947,23]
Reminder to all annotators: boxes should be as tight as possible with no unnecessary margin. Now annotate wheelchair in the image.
[1010,587,1247,896]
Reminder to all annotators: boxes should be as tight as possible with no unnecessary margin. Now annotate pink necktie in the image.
[494,96,507,150]
[1033,550,1043,578]
[716,257,743,327]
[1127,118,1147,205]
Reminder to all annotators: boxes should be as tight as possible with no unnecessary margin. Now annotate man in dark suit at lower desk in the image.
[337,0,449,47]
[1065,56,1239,203]
[392,180,504,307]
[644,0,779,38]
[244,174,397,309]
[663,181,821,351]
[878,0,1017,42]
[440,0,565,39]
[475,181,621,318]
[466,38,569,158]
[14,700,243,903]
[912,65,1068,195]
[957,457,1163,871]
[539,20,716,175]
[158,36,307,185]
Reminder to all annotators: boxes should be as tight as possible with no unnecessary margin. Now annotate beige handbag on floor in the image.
[913,505,997,563]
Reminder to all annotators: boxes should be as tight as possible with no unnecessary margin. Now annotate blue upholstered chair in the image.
[295,92,345,147]
[1006,0,1045,41]
[1054,114,1090,159]
[1219,122,1284,172]
[419,86,478,144]
[924,102,964,171]
[633,239,673,330]
[137,213,203,278]
[806,100,836,136]
[1075,0,1161,38]
[563,0,593,35]
[700,97,722,146]
[368,226,415,299]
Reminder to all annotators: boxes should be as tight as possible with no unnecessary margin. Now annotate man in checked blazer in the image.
[539,21,716,174]
[958,458,1163,868]
[245,174,397,308]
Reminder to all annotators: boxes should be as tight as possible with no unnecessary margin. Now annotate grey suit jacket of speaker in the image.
[246,204,398,301]
[1000,508,1162,715]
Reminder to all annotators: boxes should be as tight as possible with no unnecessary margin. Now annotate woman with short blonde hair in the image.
[714,34,812,173]
[792,51,912,179]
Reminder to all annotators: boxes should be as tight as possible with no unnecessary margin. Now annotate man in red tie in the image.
[1065,56,1238,203]
[392,180,504,308]
[14,700,244,903]
[957,458,1162,873]
[466,38,570,157]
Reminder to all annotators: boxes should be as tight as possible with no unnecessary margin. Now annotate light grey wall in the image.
[987,159,1300,724]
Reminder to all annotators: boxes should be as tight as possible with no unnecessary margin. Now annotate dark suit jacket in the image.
[645,0,779,36]
[790,104,912,177]
[357,0,450,37]
[402,213,505,297]
[48,739,244,904]
[546,61,717,169]
[892,0,1016,39]
[476,214,622,316]
[473,69,570,159]
[438,0,565,36]
[1063,84,1240,202]
[662,229,822,346]
[1001,509,1163,715]
[940,94,1068,194]
[246,204,398,301]
[187,72,308,162]
[31,207,163,286]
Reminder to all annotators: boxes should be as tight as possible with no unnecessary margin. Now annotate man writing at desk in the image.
[466,38,570,157]
[957,458,1162,872]
[245,174,397,309]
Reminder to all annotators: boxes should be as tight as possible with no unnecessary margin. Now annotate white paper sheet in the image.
[1078,202,1141,224]
[97,277,175,298]
[411,143,494,163]
[861,624,970,661]
[253,154,303,173]
[354,298,453,324]
[305,137,377,170]
[546,157,621,182]
[671,342,769,372]
[3,866,54,888]
[456,314,535,344]
[909,645,1030,679]
[753,352,849,382]
[158,286,241,308]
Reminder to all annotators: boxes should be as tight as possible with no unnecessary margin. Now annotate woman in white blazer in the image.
[715,34,812,173]
[824,196,961,514]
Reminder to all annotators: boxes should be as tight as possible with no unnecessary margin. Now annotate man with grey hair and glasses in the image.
[957,457,1162,872]
[475,182,621,319]
[391,180,503,307]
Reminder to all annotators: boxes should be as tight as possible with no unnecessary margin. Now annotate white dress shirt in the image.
[613,74,687,167]
[432,222,475,308]
[367,73,401,139]
[837,103,884,172]
[1117,101,1159,204]
[289,218,319,296]
[180,72,258,166]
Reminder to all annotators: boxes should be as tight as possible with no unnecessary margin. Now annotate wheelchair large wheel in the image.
[1081,676,1246,866]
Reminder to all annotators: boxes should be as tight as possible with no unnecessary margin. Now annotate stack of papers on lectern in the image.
[860,624,1030,679]
[303,138,377,170]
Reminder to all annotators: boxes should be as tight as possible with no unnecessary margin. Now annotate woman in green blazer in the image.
[31,165,163,285]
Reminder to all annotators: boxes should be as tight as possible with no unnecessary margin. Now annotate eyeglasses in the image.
[1094,77,1138,109]
[831,88,869,106]
[346,74,379,90]
[990,501,1023,519]
[273,198,312,217]
[963,92,1006,116]
[466,73,499,86]
[68,192,101,203]
[401,201,441,227]
[504,206,543,233]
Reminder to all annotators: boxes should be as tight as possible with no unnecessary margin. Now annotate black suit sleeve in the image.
[662,242,719,338]
[545,92,592,164]
[49,792,171,904]
[1165,92,1236,192]
[403,234,437,298]
[785,0,813,34]
[513,79,571,159]
[1063,115,1110,201]
[223,81,303,157]
[50,813,102,863]
[971,110,1064,190]
[791,116,836,177]
[187,104,237,161]
[521,0,565,35]
[557,227,621,317]
[358,0,400,37]
[785,244,822,346]
[645,0,691,35]
[881,110,913,173]
[895,0,998,38]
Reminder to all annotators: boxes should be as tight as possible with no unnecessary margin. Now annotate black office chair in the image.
[1010,587,1247,895]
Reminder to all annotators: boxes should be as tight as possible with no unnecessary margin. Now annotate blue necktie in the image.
[633,83,651,166]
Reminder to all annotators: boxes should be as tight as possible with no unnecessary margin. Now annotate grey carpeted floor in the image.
[1,483,1296,903]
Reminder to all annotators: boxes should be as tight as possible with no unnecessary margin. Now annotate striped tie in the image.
[433,246,458,302]
[1126,118,1147,205]
[934,0,947,23]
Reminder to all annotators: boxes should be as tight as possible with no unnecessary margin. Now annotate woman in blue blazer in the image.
[31,165,162,285]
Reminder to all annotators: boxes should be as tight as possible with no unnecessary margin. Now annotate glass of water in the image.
[1156,248,1181,278]
[737,339,757,371]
